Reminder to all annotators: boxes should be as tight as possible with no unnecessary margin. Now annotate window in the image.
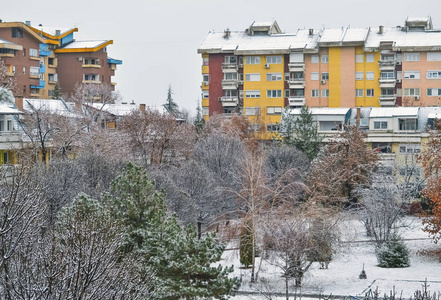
[266,124,279,132]
[23,48,26,56]
[239,90,244,99]
[356,89,363,97]
[356,72,364,80]
[84,58,100,65]
[23,67,25,74]
[12,27,23,38]
[366,54,374,63]
[366,89,374,97]
[245,56,260,65]
[223,90,237,98]
[404,53,420,61]
[266,107,282,115]
[355,54,364,63]
[381,54,395,61]
[404,88,420,96]
[245,90,260,98]
[202,90,209,98]
[267,90,282,98]
[399,119,417,131]
[399,144,421,154]
[202,107,209,116]
[427,52,441,61]
[292,89,304,96]
[202,74,209,84]
[48,89,55,97]
[292,72,304,79]
[30,66,39,76]
[321,55,329,63]
[381,88,394,96]
[48,57,54,65]
[427,88,441,96]
[29,48,38,57]
[84,74,99,81]
[202,57,209,66]
[248,123,261,132]
[245,73,260,81]
[224,56,237,64]
[223,73,237,80]
[311,72,319,80]
[427,71,441,79]
[396,88,402,96]
[374,121,388,130]
[373,142,392,153]
[381,71,394,79]
[290,52,304,63]
[404,71,420,79]
[266,73,282,81]
[311,55,319,63]
[311,89,319,97]
[321,72,329,80]
[366,72,374,80]
[266,56,282,64]
[245,107,261,116]
[321,89,329,97]
[285,89,290,98]
[284,73,290,81]
[239,57,243,65]
[12,66,15,74]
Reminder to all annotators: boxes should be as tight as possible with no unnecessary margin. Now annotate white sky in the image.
[3,0,440,114]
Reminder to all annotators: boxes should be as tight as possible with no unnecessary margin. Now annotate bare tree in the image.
[356,173,403,245]
[0,60,16,92]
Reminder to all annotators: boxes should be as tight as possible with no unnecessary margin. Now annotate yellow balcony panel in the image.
[29,93,40,97]
[29,75,39,79]
[82,80,101,84]
[6,72,14,77]
[30,56,41,61]
[202,98,209,106]
[110,64,117,71]
[111,82,117,86]
[48,81,57,85]
[82,64,101,69]
[202,65,209,74]
[0,53,14,58]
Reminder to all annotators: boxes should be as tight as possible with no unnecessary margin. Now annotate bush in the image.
[376,233,410,268]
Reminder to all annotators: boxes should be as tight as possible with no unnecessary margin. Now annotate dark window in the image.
[23,48,26,56]
[48,58,54,65]
[12,27,23,38]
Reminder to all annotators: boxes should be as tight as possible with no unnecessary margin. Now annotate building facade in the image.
[198,17,441,139]
[0,20,122,107]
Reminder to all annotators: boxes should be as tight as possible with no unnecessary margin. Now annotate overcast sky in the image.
[3,0,440,114]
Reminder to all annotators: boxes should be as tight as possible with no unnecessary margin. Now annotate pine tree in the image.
[376,233,410,268]
[165,84,179,115]
[104,163,240,300]
[280,106,322,161]
[52,82,61,99]
[194,100,205,133]
[239,220,254,268]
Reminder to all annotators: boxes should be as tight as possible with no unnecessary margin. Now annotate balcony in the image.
[222,63,238,73]
[219,96,239,107]
[221,80,239,90]
[288,62,305,72]
[0,53,14,58]
[288,78,305,89]
[82,63,101,69]
[289,96,305,107]
[378,60,396,71]
[379,78,396,88]
[379,95,396,106]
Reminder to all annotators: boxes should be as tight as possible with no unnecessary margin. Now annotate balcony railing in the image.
[379,94,396,106]
[222,63,238,72]
[288,96,305,107]
[378,60,396,70]
[288,78,305,89]
[379,78,396,88]
[288,62,305,72]
[218,96,239,107]
[221,80,239,89]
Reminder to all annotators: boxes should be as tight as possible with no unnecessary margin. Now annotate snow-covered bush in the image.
[376,233,410,268]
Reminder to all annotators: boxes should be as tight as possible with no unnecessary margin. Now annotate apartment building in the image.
[198,17,441,139]
[0,20,122,107]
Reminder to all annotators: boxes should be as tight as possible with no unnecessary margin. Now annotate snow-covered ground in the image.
[221,215,441,299]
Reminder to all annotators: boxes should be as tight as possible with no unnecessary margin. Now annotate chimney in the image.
[379,25,384,34]
[309,28,314,35]
[356,107,361,126]
[131,100,135,105]
[140,104,146,112]
[55,29,61,36]
[25,21,31,26]
[223,28,231,39]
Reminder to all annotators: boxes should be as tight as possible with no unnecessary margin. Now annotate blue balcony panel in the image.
[31,80,45,89]
[39,50,51,56]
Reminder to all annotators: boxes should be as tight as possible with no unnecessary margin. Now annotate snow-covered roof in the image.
[369,107,419,118]
[199,29,320,54]
[60,40,109,49]
[39,26,75,37]
[289,107,350,116]
[85,103,140,116]
[0,38,22,50]
[23,98,77,117]
[0,104,22,115]
[319,28,368,45]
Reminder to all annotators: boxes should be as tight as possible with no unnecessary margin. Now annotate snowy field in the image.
[221,215,441,299]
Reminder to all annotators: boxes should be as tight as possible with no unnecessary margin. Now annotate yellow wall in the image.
[355,49,381,107]
[243,55,285,139]
[328,47,342,107]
